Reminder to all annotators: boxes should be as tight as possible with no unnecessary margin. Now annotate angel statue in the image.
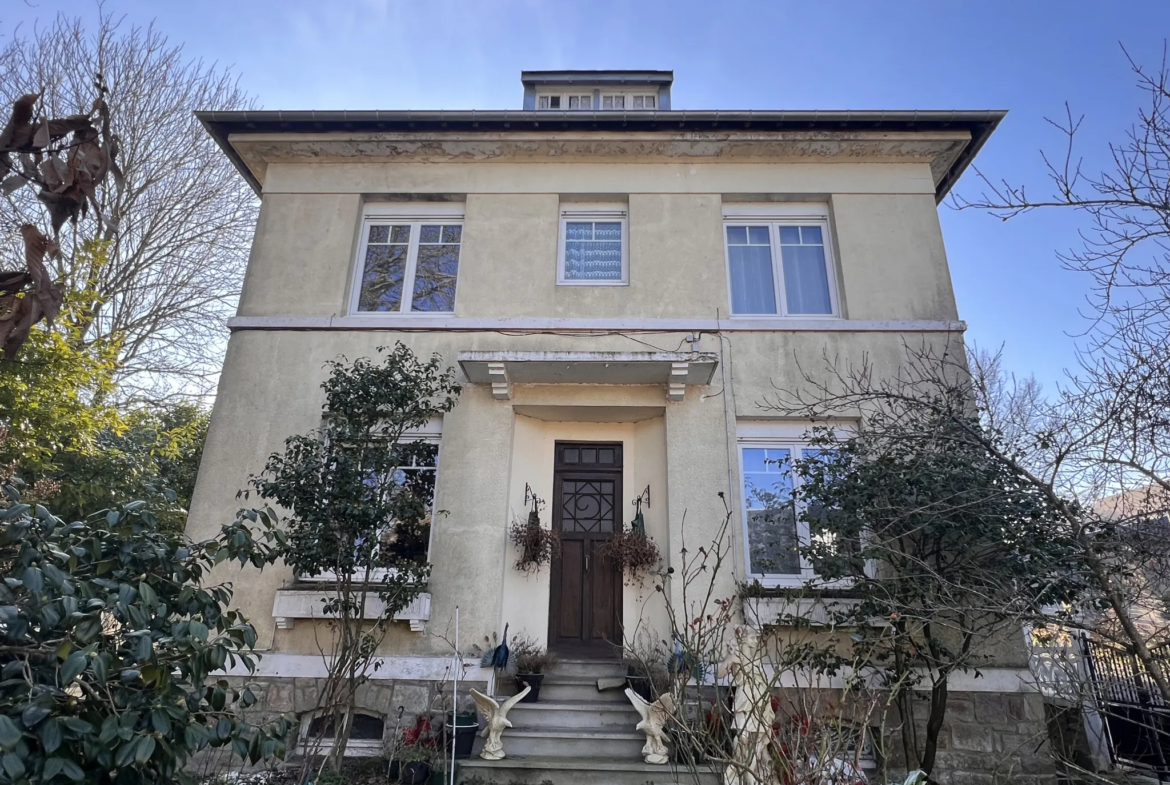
[717,626,779,785]
[624,688,676,764]
[469,685,531,760]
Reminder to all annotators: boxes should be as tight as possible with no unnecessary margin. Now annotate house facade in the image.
[189,72,1052,782]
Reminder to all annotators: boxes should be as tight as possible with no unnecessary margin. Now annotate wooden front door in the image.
[548,442,623,657]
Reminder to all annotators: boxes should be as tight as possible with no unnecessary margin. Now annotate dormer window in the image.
[537,94,593,110]
[601,94,656,110]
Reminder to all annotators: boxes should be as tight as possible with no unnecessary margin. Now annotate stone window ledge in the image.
[742,596,862,629]
[272,589,431,633]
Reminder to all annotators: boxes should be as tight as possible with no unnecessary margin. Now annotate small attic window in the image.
[538,94,592,110]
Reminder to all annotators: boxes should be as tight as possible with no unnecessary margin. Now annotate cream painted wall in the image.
[187,326,979,660]
[238,192,362,317]
[234,160,955,322]
[185,145,1015,668]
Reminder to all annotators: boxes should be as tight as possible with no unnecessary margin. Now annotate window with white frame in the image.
[537,93,593,110]
[723,205,838,317]
[738,423,853,586]
[600,93,656,110]
[300,424,440,583]
[558,205,629,285]
[352,206,463,314]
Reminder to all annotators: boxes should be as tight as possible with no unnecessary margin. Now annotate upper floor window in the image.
[352,205,463,314]
[558,205,628,285]
[601,93,656,110]
[723,205,838,317]
[537,93,593,110]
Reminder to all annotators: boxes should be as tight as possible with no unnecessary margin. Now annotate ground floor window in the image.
[737,422,853,587]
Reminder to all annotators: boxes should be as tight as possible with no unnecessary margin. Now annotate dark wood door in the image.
[548,442,623,658]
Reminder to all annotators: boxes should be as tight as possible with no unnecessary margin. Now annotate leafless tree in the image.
[950,42,1170,687]
[0,10,256,401]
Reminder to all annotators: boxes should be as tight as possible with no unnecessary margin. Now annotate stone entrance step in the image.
[536,674,629,703]
[503,727,645,759]
[457,755,722,785]
[548,658,627,679]
[503,699,640,730]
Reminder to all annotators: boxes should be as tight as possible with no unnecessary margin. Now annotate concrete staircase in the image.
[457,659,720,785]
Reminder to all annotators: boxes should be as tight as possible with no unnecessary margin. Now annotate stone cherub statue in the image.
[624,688,676,764]
[469,685,531,760]
[716,625,778,785]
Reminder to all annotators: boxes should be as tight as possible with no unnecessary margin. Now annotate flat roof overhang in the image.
[457,350,718,402]
[197,108,1006,202]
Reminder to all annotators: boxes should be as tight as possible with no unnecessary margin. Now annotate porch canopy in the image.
[457,350,718,401]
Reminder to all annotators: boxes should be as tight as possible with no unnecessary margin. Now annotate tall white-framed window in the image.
[600,93,656,110]
[300,420,441,583]
[537,93,593,110]
[737,422,854,587]
[558,205,629,285]
[351,205,463,315]
[723,204,839,317]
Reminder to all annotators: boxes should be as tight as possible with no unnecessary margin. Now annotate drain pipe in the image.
[450,606,459,785]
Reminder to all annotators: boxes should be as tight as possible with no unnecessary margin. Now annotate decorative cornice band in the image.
[227,315,966,333]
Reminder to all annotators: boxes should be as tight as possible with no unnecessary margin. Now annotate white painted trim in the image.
[557,205,630,286]
[228,315,966,333]
[224,652,489,682]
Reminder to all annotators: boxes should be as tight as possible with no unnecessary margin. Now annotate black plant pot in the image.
[517,673,544,702]
[626,674,653,702]
[400,761,430,785]
[389,759,400,780]
[445,711,478,759]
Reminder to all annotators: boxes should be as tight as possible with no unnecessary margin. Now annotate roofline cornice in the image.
[197,108,1006,201]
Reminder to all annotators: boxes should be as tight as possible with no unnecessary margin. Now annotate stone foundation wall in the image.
[894,691,1055,785]
[216,676,488,761]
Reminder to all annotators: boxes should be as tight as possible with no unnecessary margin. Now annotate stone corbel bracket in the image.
[486,361,512,400]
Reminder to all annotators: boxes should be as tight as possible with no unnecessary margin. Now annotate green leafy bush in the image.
[0,477,290,785]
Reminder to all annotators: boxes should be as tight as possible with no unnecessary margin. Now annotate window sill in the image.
[271,589,431,633]
[742,595,861,629]
[555,280,630,287]
[726,313,841,320]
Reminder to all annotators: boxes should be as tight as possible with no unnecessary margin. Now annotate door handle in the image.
[585,554,590,573]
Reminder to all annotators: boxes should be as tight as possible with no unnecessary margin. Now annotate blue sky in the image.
[6,0,1169,390]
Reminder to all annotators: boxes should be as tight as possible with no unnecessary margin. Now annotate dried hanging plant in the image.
[603,523,662,586]
[0,82,122,360]
[509,500,560,573]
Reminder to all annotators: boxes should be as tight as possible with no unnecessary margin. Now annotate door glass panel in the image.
[561,479,616,533]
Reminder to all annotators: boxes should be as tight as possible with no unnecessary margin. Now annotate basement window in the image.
[302,712,385,756]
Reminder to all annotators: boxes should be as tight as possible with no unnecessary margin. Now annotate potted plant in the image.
[444,708,479,759]
[624,648,670,702]
[510,634,557,702]
[397,715,435,784]
[396,743,432,784]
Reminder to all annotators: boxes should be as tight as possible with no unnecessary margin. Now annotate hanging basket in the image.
[509,508,560,572]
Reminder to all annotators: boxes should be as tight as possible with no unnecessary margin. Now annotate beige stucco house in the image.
[190,71,1052,782]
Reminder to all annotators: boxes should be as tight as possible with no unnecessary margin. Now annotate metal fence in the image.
[1082,637,1170,776]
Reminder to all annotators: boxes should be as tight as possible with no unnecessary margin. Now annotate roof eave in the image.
[197,109,1006,202]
